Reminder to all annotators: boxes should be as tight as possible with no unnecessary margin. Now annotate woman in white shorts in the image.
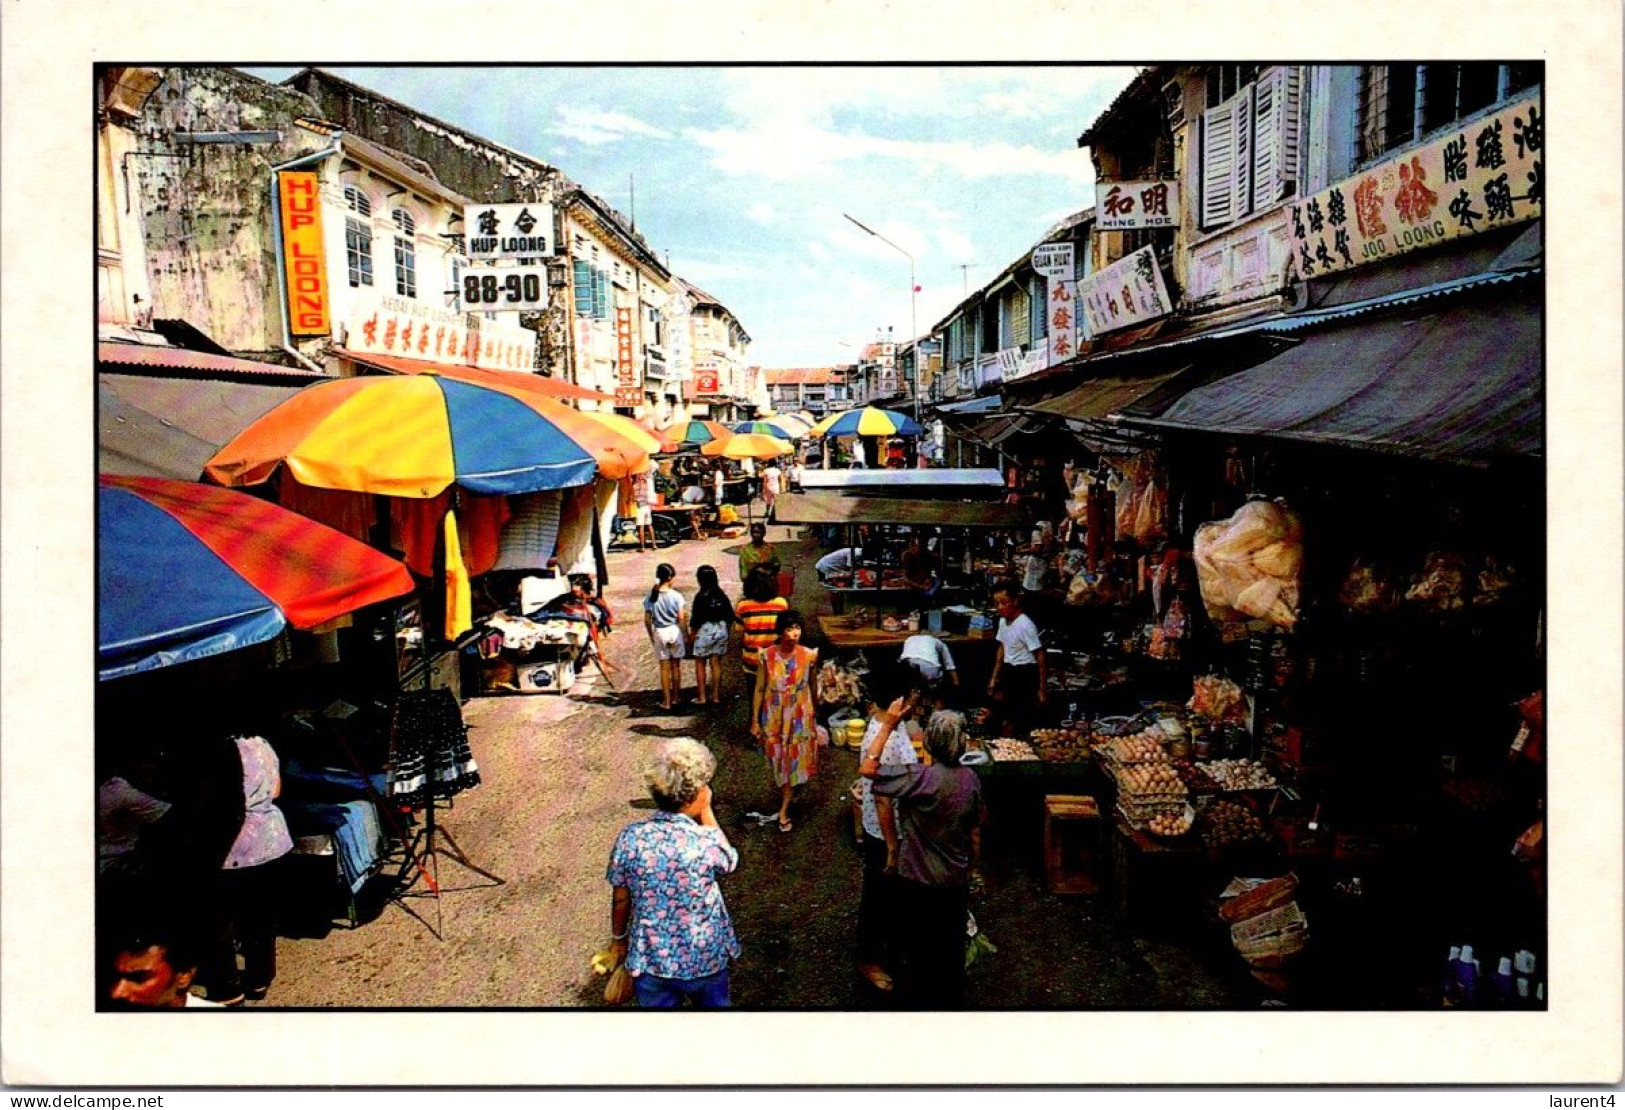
[643,562,689,710]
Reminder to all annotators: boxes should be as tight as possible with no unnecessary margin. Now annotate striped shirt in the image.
[735,597,788,672]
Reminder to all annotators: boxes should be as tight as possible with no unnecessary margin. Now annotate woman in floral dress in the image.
[750,609,820,833]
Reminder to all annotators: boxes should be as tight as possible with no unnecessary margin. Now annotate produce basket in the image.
[1229,900,1307,946]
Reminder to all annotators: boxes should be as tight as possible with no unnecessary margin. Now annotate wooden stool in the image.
[1044,794,1101,895]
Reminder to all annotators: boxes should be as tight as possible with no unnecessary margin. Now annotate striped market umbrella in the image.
[807,406,924,438]
[579,410,665,455]
[204,373,650,496]
[98,475,415,680]
[730,420,794,440]
[765,413,814,437]
[660,418,734,449]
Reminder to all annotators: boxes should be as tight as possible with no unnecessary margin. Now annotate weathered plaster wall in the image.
[132,68,326,354]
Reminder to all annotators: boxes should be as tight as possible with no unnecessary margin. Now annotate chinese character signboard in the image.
[278,172,330,336]
[345,291,535,371]
[1286,95,1541,280]
[1031,242,1075,279]
[1095,180,1181,230]
[615,306,637,398]
[464,202,556,260]
[1047,279,1078,363]
[1077,246,1173,338]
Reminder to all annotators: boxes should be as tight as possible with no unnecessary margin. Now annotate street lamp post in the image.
[843,213,920,424]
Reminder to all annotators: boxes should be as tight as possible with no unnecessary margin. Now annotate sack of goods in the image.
[1193,499,1304,629]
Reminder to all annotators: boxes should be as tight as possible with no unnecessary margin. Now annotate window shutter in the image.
[1230,83,1255,221]
[573,261,593,315]
[1201,96,1238,227]
[1252,66,1303,209]
[593,269,609,318]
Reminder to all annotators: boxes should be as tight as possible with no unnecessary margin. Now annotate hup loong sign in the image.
[278,171,330,336]
[1286,95,1541,280]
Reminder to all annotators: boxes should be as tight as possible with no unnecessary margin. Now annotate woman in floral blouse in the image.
[606,738,740,1007]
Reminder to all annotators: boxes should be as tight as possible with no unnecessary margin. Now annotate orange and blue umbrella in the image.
[204,374,648,497]
[730,420,793,440]
[808,405,923,438]
[701,432,792,460]
[99,475,416,680]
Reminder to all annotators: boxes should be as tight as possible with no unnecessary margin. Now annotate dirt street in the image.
[266,519,1255,1009]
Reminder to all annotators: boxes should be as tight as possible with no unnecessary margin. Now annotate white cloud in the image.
[548,107,670,146]
[746,202,776,224]
[685,123,1093,184]
[935,227,976,261]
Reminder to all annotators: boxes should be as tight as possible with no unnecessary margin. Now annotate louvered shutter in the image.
[1201,95,1238,227]
[1252,66,1303,209]
[573,261,593,314]
[1230,84,1255,221]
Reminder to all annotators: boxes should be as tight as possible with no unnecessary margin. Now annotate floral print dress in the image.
[758,643,819,788]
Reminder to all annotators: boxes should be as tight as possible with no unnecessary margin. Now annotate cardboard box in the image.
[515,660,574,694]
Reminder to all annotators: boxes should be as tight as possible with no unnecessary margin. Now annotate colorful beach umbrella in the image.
[204,374,649,497]
[730,420,793,440]
[579,410,665,454]
[808,406,924,438]
[98,475,416,680]
[660,419,733,448]
[700,432,793,460]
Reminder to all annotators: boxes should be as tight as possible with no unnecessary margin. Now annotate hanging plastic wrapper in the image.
[1193,498,1304,628]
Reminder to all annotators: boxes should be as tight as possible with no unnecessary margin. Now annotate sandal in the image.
[859,965,894,992]
[777,817,794,833]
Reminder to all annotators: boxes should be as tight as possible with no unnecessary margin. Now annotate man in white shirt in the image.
[632,469,657,551]
[787,458,805,492]
[987,581,1047,737]
[899,634,958,689]
[815,547,857,582]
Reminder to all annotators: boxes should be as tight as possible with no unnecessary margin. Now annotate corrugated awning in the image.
[98,341,322,381]
[772,492,1025,528]
[934,394,1002,416]
[1019,363,1198,421]
[337,348,616,403]
[99,373,311,480]
[800,467,1005,491]
[1128,295,1541,462]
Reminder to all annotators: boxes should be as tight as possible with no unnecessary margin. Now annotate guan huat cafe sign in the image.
[1287,95,1541,280]
[279,171,331,336]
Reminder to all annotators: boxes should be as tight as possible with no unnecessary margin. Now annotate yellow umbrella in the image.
[700,432,792,460]
[578,410,662,460]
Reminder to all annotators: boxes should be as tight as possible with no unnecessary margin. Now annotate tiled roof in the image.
[763,367,844,386]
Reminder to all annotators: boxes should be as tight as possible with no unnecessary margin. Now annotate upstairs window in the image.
[344,186,374,288]
[1028,275,1048,342]
[1200,65,1302,230]
[391,208,416,298]
[1357,63,1539,165]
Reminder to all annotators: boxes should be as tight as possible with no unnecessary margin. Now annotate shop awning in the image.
[1128,297,1541,462]
[97,340,324,381]
[338,348,616,403]
[772,492,1025,528]
[1018,363,1199,421]
[934,394,1003,416]
[99,373,312,480]
[799,467,1005,491]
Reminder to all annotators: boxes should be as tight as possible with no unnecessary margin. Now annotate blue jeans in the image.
[633,968,731,1008]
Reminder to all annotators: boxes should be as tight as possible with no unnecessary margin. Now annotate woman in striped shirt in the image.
[734,566,788,729]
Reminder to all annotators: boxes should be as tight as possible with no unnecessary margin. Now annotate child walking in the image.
[643,563,689,710]
[688,565,736,706]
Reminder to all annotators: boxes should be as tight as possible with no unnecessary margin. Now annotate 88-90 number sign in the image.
[461,266,547,311]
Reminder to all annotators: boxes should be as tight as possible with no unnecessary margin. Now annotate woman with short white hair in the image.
[605,739,740,1007]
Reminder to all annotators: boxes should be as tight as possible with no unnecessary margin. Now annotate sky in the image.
[251,65,1138,368]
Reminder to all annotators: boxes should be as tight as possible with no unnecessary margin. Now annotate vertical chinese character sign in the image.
[278,172,330,336]
[615,306,638,406]
[1048,279,1078,363]
[1286,95,1540,280]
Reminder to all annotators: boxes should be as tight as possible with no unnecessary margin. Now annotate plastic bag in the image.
[1193,499,1303,628]
[603,965,633,1005]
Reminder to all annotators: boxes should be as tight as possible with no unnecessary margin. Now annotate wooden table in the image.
[823,584,970,615]
[816,614,983,651]
[651,503,709,538]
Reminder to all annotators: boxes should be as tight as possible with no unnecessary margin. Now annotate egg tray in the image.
[1114,799,1189,830]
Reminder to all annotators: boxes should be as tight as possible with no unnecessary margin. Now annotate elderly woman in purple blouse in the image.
[606,738,740,1007]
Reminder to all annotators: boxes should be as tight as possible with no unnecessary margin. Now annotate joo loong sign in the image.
[1286,94,1541,280]
[278,171,330,336]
